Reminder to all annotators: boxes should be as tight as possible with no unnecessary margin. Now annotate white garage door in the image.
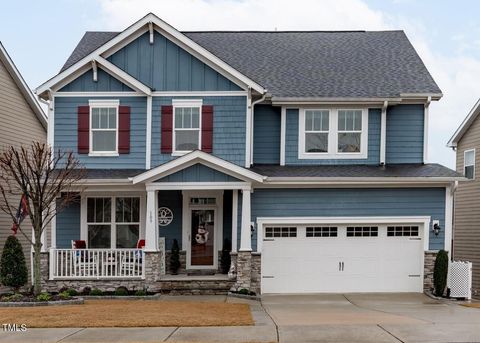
[261,224,424,294]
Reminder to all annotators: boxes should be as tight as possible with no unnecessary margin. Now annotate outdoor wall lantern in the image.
[432,220,441,236]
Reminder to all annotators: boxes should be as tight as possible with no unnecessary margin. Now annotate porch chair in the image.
[120,239,145,276]
[71,240,99,276]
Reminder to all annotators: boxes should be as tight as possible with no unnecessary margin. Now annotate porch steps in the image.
[158,274,235,295]
[187,269,216,276]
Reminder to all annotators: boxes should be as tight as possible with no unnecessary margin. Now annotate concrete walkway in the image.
[0,293,479,342]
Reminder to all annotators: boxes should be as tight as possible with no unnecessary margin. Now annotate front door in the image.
[190,209,215,267]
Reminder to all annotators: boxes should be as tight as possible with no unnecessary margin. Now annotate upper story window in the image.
[299,108,368,159]
[173,99,202,155]
[464,149,475,180]
[89,100,119,156]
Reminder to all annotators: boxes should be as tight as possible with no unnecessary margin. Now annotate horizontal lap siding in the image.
[0,59,46,274]
[107,32,241,91]
[285,108,381,165]
[155,163,240,182]
[454,115,480,294]
[151,96,246,167]
[54,96,146,168]
[245,188,445,251]
[56,201,81,248]
[386,104,424,164]
[253,105,281,164]
[58,69,133,92]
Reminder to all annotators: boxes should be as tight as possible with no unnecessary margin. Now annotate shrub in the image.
[170,239,181,274]
[58,291,71,299]
[433,249,449,297]
[65,288,78,296]
[115,286,129,296]
[36,293,51,302]
[238,288,249,295]
[81,287,91,295]
[0,236,28,291]
[1,293,23,302]
[89,288,103,296]
[220,238,232,274]
[134,290,146,296]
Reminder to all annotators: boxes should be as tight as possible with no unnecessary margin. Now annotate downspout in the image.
[380,100,388,165]
[450,180,458,261]
[249,91,268,166]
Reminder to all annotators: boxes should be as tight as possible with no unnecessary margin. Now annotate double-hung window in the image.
[299,108,367,159]
[86,196,141,248]
[338,110,362,153]
[173,100,202,155]
[464,149,475,180]
[89,100,119,155]
[304,110,329,153]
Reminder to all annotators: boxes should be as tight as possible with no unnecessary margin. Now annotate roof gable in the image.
[0,42,47,129]
[58,67,134,92]
[448,98,480,147]
[154,163,242,183]
[36,13,265,99]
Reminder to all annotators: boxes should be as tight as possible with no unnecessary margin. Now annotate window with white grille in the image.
[265,227,297,238]
[346,226,378,237]
[387,226,419,237]
[306,227,338,237]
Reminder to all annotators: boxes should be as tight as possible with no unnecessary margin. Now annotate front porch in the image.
[42,152,263,294]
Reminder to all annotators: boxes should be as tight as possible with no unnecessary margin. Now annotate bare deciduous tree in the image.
[0,142,85,295]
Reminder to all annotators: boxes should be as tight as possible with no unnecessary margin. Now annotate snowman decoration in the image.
[195,224,209,245]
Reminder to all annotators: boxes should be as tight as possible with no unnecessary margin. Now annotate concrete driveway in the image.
[262,293,480,342]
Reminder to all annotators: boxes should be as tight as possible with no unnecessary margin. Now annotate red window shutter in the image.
[118,106,130,154]
[201,105,213,153]
[161,105,173,154]
[77,106,90,154]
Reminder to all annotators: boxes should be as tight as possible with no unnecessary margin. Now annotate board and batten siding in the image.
[285,108,381,165]
[0,58,47,274]
[253,105,281,164]
[236,188,446,252]
[58,69,133,92]
[386,104,424,164]
[54,96,147,169]
[151,96,247,167]
[155,163,241,183]
[454,114,480,296]
[107,32,242,92]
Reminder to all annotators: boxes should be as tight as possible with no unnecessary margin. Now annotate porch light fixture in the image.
[433,222,441,236]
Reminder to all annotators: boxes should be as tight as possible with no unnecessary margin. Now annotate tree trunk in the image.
[33,243,42,295]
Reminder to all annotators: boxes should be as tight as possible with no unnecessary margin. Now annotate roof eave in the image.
[448,97,480,147]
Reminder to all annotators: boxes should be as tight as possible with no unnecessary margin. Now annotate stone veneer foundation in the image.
[424,250,438,292]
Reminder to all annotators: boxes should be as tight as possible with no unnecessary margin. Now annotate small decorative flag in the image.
[11,194,29,235]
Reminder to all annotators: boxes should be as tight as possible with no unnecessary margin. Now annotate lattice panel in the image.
[448,261,472,299]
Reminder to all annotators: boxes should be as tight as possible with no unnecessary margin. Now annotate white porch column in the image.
[239,188,252,251]
[50,199,57,248]
[231,190,238,253]
[145,190,158,251]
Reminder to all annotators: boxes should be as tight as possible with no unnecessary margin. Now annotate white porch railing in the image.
[49,249,145,280]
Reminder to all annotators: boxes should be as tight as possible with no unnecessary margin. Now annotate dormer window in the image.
[299,108,368,159]
[172,99,202,155]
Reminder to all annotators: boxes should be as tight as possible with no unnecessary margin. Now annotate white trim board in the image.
[132,150,265,184]
[36,13,266,99]
[448,97,480,147]
[255,216,431,253]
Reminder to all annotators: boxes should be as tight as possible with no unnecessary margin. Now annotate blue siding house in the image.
[36,13,462,295]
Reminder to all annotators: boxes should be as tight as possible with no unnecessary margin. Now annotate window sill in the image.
[88,152,120,157]
[298,152,368,160]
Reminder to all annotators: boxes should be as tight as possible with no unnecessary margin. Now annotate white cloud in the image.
[96,0,480,168]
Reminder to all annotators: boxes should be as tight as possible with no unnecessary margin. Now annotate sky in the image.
[1,0,479,169]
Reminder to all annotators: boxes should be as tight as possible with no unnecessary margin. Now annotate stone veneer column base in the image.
[424,250,438,292]
[234,251,252,290]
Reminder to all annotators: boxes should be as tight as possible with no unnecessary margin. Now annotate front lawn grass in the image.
[0,300,253,327]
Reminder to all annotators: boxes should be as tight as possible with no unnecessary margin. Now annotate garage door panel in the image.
[261,223,424,294]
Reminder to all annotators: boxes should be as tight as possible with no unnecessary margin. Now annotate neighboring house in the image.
[448,99,480,297]
[0,42,47,278]
[36,13,461,295]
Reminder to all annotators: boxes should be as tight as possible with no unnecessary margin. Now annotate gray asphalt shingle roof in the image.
[250,164,462,179]
[61,30,441,99]
[77,164,461,180]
